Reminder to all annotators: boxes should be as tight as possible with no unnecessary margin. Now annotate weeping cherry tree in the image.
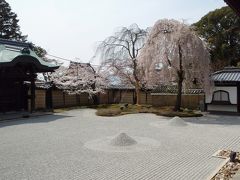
[139,19,211,111]
[96,24,148,104]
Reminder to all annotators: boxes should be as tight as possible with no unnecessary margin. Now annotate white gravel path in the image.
[0,109,240,180]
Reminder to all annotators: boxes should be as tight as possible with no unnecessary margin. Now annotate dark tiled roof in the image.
[0,39,32,49]
[24,81,52,89]
[105,84,135,90]
[105,84,155,90]
[151,85,204,94]
[35,81,52,89]
[212,67,240,82]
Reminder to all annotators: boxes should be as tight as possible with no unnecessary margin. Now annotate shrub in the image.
[96,109,121,116]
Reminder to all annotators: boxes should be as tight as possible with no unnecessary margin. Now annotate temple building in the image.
[205,67,240,113]
[0,39,59,112]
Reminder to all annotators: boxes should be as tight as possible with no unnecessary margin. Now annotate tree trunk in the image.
[135,85,141,105]
[174,73,183,111]
[132,57,141,105]
[92,94,99,105]
[91,83,99,105]
[174,42,184,111]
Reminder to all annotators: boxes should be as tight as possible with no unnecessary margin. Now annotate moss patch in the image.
[94,104,202,117]
[96,108,122,116]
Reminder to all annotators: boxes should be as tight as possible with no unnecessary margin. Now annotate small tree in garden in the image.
[96,24,148,104]
[139,19,211,111]
[51,62,105,104]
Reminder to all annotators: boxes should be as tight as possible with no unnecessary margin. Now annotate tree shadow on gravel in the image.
[0,114,72,128]
[185,113,240,126]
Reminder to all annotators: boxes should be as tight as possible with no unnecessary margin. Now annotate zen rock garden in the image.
[0,109,240,179]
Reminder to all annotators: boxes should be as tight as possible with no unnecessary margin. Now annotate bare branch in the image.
[95,24,148,104]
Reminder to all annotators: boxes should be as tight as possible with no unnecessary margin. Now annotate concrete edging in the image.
[206,150,230,180]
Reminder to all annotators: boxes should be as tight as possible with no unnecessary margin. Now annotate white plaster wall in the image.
[207,105,238,112]
[205,86,237,104]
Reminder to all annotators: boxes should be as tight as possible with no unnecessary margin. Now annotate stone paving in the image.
[0,109,240,180]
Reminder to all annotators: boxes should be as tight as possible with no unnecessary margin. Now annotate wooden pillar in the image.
[46,87,53,110]
[30,76,35,113]
[146,92,148,104]
[112,90,115,103]
[76,94,80,105]
[23,83,28,111]
[63,92,66,107]
[132,90,135,104]
[120,90,122,103]
[237,84,240,113]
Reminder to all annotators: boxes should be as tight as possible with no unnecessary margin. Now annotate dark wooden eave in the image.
[0,55,59,72]
[224,0,240,16]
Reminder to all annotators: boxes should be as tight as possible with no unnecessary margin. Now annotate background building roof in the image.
[212,67,240,82]
[151,85,204,94]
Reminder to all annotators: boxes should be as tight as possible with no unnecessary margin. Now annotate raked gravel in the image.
[84,132,161,153]
[0,109,240,180]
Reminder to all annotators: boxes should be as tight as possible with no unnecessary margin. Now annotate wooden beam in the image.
[237,84,240,113]
[224,0,240,16]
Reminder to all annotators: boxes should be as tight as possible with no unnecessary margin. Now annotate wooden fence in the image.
[151,94,204,109]
[98,90,152,105]
[35,89,204,110]
[52,90,93,108]
[35,89,93,110]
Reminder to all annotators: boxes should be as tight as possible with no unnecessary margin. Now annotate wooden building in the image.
[205,67,240,113]
[0,39,58,112]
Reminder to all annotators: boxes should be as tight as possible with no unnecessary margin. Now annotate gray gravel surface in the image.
[0,109,240,180]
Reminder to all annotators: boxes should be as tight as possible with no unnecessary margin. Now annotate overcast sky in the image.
[8,0,226,64]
